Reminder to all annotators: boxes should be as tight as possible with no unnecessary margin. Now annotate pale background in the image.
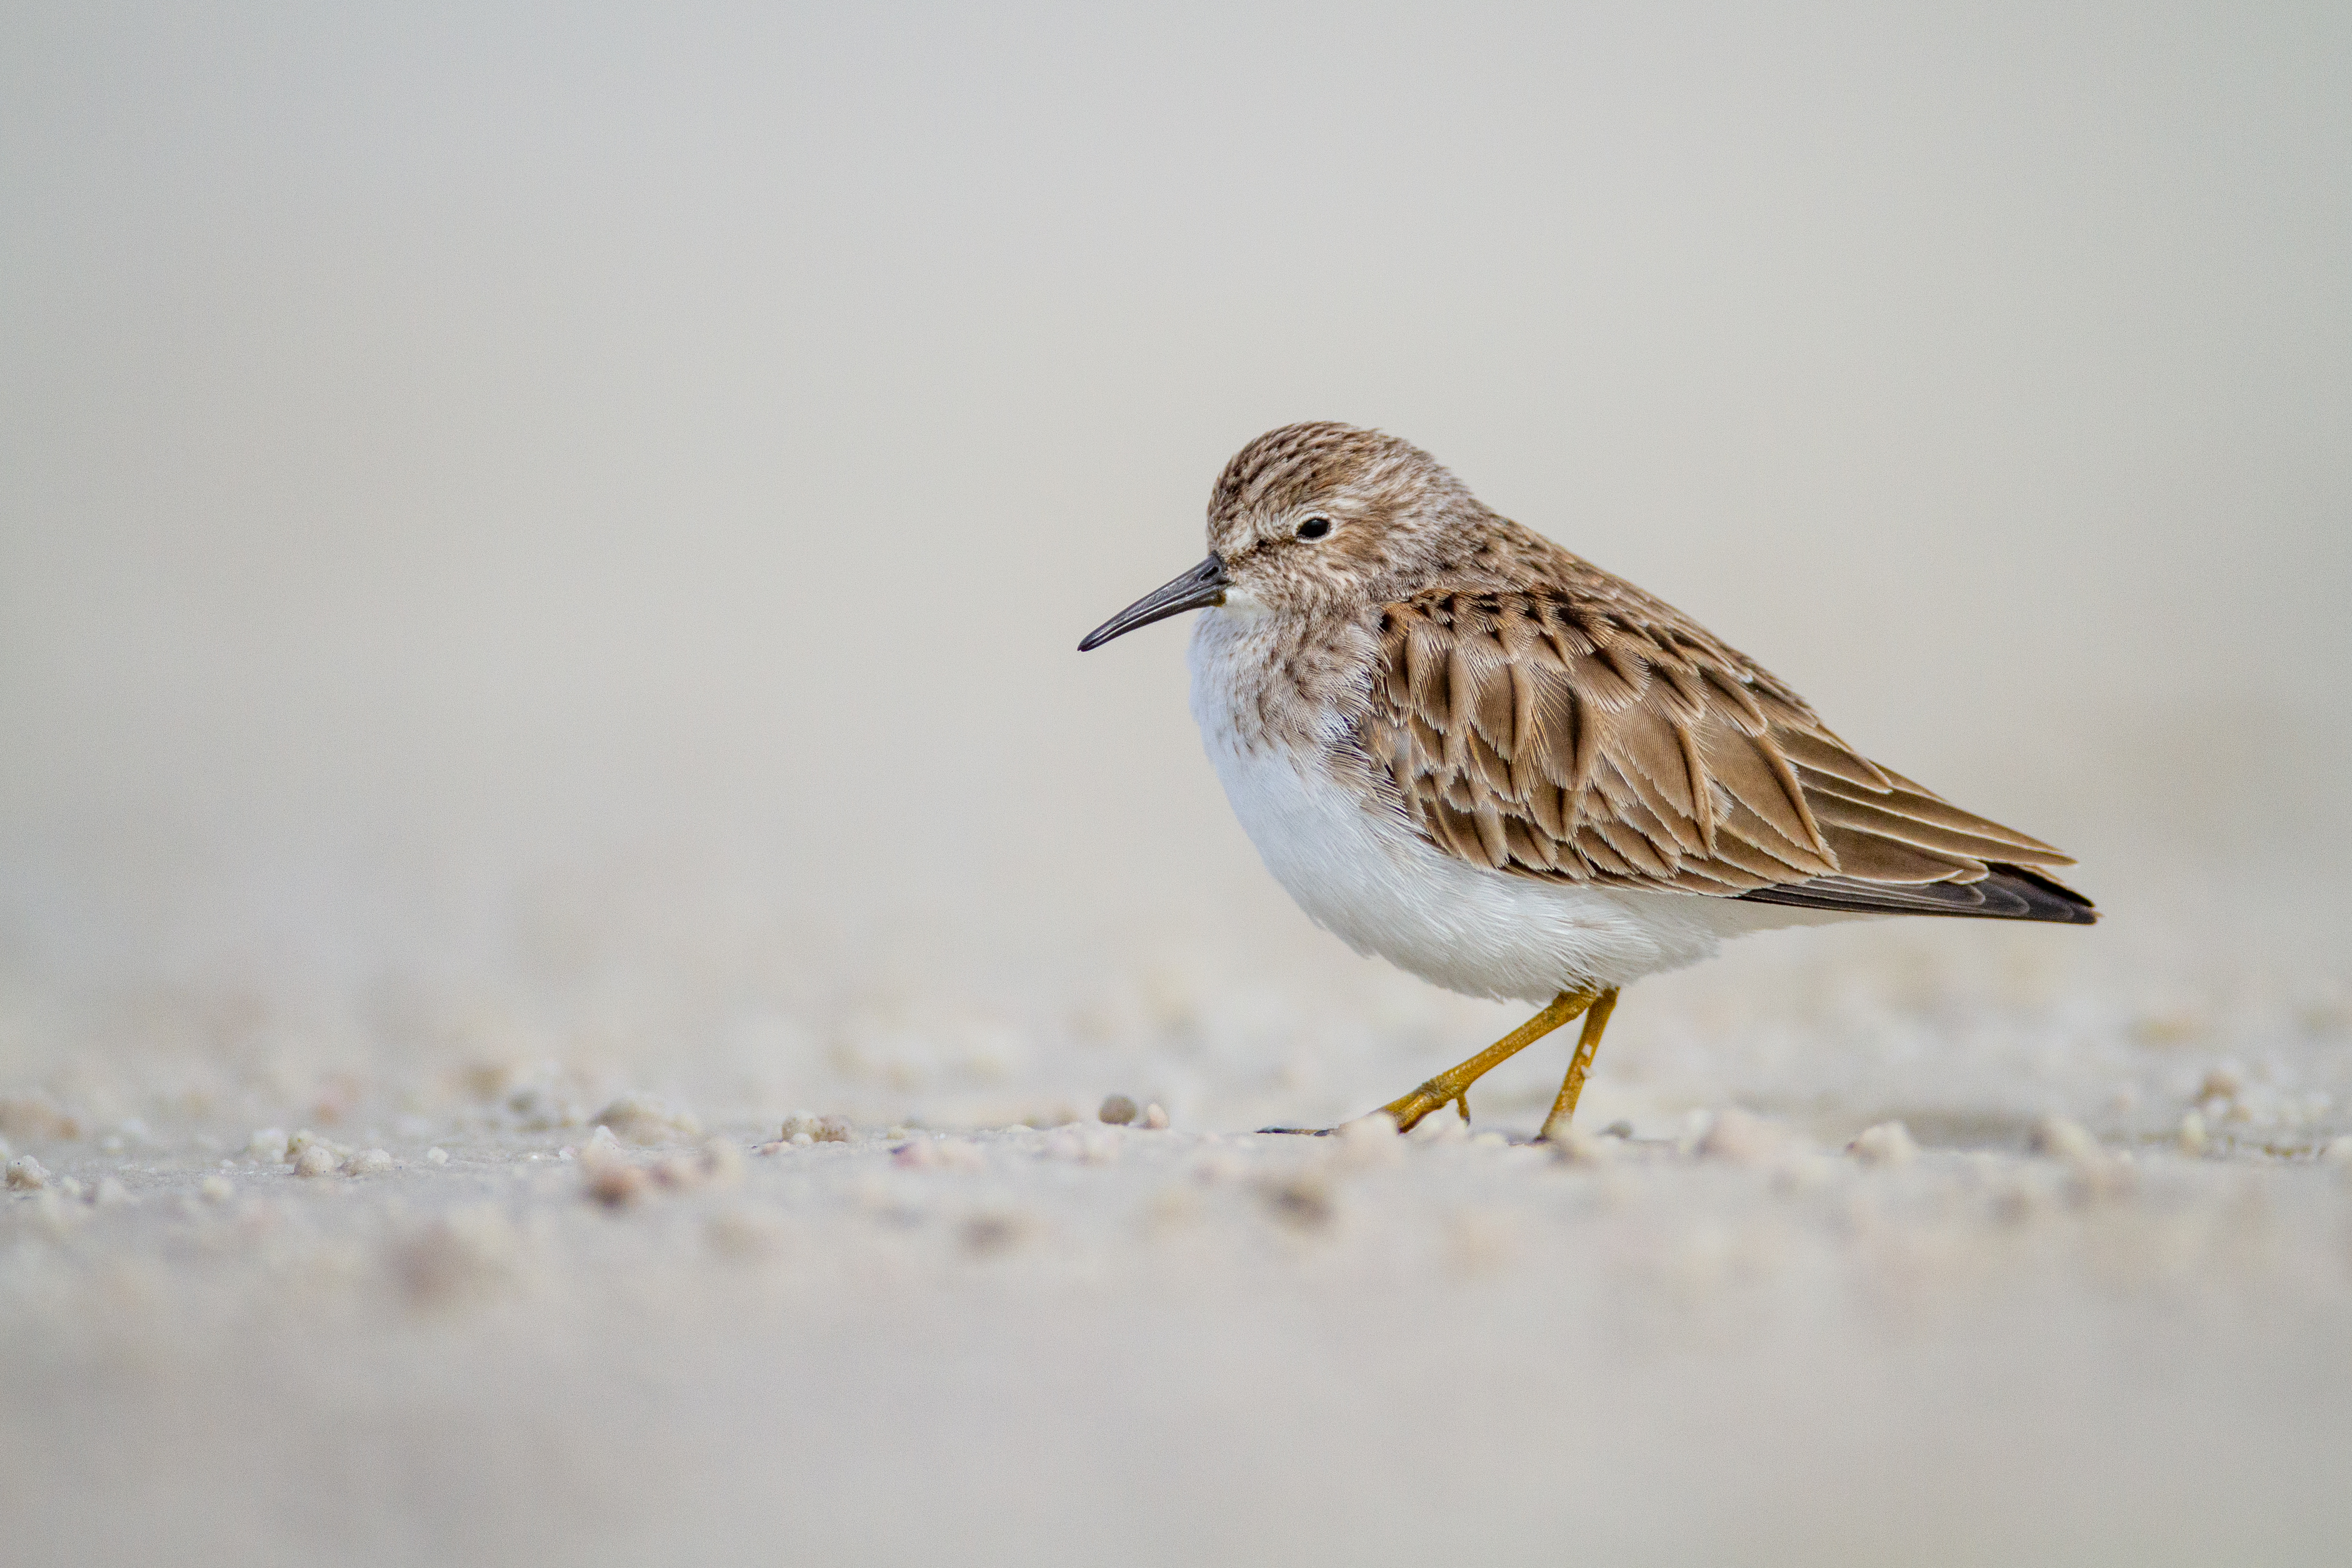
[5,1,2348,984]
[3,5,2349,1564]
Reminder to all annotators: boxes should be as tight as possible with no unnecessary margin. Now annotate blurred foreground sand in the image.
[3,848,2348,1566]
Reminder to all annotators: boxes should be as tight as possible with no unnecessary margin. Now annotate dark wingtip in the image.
[1738,862,2099,924]
[1994,864,2099,925]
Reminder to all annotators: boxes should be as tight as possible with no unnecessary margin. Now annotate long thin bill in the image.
[1077,555,1231,650]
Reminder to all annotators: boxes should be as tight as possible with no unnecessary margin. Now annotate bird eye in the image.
[1295,516,1333,541]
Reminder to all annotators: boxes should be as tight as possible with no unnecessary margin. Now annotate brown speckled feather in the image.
[1353,543,2083,912]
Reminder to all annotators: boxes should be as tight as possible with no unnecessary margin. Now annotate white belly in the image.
[1188,612,1852,1003]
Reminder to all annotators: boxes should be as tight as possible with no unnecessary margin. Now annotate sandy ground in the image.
[4,858,2349,1568]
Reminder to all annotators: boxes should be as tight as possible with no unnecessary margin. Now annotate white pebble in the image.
[425,1146,450,1166]
[1409,1113,1467,1144]
[6,1155,50,1190]
[343,1148,394,1176]
[2030,1117,2101,1160]
[292,1144,339,1178]
[1548,1127,1615,1166]
[1142,1102,1170,1130]
[1848,1121,1920,1168]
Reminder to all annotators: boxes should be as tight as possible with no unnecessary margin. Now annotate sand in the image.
[4,858,2349,1568]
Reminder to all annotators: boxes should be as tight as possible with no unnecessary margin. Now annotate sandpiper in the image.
[1080,423,2094,1139]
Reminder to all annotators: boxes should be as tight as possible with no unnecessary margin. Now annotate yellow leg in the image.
[1535,987,1619,1141]
[1375,988,1600,1134]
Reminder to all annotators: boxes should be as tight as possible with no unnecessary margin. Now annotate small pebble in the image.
[7,1155,51,1190]
[425,1146,450,1166]
[586,1161,648,1208]
[1848,1121,1920,1168]
[2030,1117,2100,1161]
[343,1148,395,1176]
[1409,1113,1467,1144]
[1601,1120,1635,1140]
[647,1140,744,1191]
[1548,1127,1615,1166]
[292,1145,339,1178]
[1142,1102,1170,1130]
[1097,1095,1139,1126]
[779,1113,854,1143]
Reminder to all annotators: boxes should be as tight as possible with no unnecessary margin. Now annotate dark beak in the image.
[1077,555,1231,651]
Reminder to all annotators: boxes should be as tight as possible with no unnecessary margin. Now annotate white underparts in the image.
[1188,609,1856,1004]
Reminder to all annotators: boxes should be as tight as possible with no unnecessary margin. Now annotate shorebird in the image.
[1080,423,2093,1139]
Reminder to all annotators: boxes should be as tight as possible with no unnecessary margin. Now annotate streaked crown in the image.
[1205,423,1492,611]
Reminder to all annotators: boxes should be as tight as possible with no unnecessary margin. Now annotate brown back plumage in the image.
[1354,572,2089,918]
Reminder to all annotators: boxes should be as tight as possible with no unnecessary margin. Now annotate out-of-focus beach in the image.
[4,4,2349,1562]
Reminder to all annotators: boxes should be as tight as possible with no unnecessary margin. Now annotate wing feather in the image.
[1354,571,2093,926]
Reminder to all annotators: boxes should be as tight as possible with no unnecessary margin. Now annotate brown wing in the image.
[1354,581,2094,923]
